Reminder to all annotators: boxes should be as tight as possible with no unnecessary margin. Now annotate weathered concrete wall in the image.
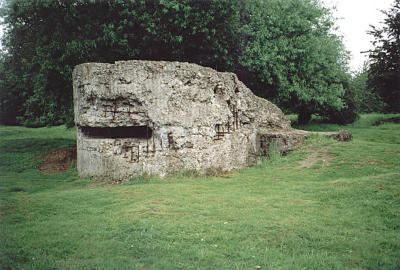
[73,60,349,181]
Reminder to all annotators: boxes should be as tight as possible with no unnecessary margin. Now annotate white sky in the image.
[322,0,394,71]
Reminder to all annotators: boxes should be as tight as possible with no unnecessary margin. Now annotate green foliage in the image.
[349,64,385,113]
[0,0,355,126]
[0,0,241,126]
[316,72,358,125]
[1,114,400,269]
[239,0,350,124]
[0,53,22,125]
[320,63,391,125]
[367,0,400,112]
[321,94,359,125]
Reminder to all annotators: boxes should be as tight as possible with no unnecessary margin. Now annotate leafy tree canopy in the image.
[240,0,350,124]
[367,0,400,112]
[349,64,385,113]
[0,0,241,126]
[0,0,354,126]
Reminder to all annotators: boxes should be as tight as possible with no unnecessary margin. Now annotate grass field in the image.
[1,114,399,269]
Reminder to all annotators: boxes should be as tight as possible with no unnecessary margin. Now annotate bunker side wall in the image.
[77,127,258,180]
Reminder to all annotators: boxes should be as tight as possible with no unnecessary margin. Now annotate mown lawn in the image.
[1,114,399,270]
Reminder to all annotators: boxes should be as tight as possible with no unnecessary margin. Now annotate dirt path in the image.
[297,147,332,168]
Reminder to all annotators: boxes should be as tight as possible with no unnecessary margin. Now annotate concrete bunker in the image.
[73,60,350,181]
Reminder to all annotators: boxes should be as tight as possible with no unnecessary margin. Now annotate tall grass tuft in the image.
[126,172,155,185]
[257,139,282,167]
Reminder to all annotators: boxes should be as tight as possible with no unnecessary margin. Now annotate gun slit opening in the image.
[80,126,153,139]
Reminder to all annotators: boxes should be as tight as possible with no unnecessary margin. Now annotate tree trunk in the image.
[298,109,312,125]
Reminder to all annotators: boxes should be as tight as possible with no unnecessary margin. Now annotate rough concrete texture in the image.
[73,60,350,181]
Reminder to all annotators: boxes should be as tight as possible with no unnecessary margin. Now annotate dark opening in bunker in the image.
[80,126,153,139]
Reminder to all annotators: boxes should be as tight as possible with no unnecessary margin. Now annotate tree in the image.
[238,0,351,124]
[349,64,385,113]
[0,0,241,126]
[367,0,400,112]
[1,0,355,126]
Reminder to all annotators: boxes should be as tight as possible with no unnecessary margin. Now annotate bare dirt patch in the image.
[37,147,76,174]
[297,147,332,168]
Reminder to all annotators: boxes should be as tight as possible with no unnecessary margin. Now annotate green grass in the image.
[1,114,399,269]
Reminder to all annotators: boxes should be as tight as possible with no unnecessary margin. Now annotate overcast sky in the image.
[322,0,394,71]
[0,0,395,71]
